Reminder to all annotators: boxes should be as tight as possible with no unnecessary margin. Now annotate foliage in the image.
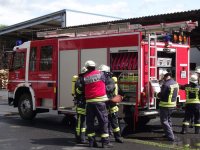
[0,24,7,30]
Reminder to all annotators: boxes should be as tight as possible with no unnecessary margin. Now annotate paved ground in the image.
[0,90,200,150]
[124,115,200,149]
[0,99,162,150]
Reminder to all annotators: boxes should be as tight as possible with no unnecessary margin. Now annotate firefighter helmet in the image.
[164,72,172,78]
[163,69,172,78]
[195,66,200,74]
[85,60,96,68]
[162,70,168,75]
[160,70,168,79]
[81,67,87,74]
[98,64,110,72]
[190,73,198,84]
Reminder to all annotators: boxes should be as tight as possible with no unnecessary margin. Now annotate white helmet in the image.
[98,64,110,72]
[81,67,87,74]
[85,60,96,68]
[162,70,168,75]
[190,73,198,84]
[160,70,168,78]
[195,66,200,74]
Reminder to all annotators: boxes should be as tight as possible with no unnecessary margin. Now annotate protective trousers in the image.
[106,101,121,139]
[182,104,200,134]
[86,102,109,144]
[160,107,174,141]
[75,103,86,143]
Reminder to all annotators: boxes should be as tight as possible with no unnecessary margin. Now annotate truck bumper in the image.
[139,110,159,116]
[8,92,14,106]
[8,92,14,99]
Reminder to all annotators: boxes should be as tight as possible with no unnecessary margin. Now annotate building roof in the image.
[112,9,200,47]
[0,9,66,50]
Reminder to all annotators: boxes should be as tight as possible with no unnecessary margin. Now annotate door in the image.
[81,48,107,68]
[28,46,38,100]
[176,47,189,102]
[29,40,57,108]
[58,50,78,109]
[9,49,26,91]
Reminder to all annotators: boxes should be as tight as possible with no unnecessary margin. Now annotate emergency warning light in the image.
[172,31,188,44]
[157,34,172,43]
[164,34,171,42]
[172,33,178,43]
[183,35,187,43]
[155,31,188,45]
[178,34,183,43]
[16,40,22,46]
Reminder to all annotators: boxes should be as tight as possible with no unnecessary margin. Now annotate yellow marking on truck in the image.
[196,143,200,147]
[10,125,21,128]
[4,112,19,116]
[124,139,198,150]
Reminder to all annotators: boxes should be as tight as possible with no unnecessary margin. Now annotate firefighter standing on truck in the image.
[72,67,88,144]
[98,64,123,143]
[179,72,200,134]
[157,72,179,142]
[80,60,112,148]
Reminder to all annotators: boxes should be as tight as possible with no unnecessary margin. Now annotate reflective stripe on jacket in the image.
[86,95,108,103]
[75,77,85,102]
[159,79,179,108]
[185,87,200,104]
[112,77,118,96]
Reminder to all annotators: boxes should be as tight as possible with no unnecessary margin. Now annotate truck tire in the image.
[18,94,36,120]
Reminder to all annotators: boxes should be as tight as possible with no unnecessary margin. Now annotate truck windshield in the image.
[11,52,25,70]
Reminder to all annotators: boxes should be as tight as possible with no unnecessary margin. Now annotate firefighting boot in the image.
[88,137,98,148]
[195,127,200,134]
[101,137,113,148]
[75,132,81,144]
[114,132,123,143]
[180,125,188,134]
[80,132,87,144]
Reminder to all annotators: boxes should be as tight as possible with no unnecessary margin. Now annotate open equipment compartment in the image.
[110,50,138,104]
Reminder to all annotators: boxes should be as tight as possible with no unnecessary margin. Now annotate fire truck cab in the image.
[7,21,197,128]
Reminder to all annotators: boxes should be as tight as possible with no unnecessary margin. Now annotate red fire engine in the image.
[7,21,197,128]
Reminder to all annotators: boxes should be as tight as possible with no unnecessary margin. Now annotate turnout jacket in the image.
[179,82,200,104]
[104,72,115,99]
[83,70,108,102]
[158,78,179,108]
[75,76,85,104]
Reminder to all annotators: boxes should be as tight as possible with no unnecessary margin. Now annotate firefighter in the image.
[180,73,200,134]
[157,72,179,141]
[196,66,200,84]
[73,67,88,144]
[80,60,112,148]
[99,65,123,140]
[99,64,123,143]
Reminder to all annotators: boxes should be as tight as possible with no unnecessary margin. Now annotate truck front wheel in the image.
[18,94,36,120]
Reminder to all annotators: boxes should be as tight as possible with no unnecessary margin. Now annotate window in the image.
[29,47,37,71]
[12,52,25,70]
[40,46,53,71]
